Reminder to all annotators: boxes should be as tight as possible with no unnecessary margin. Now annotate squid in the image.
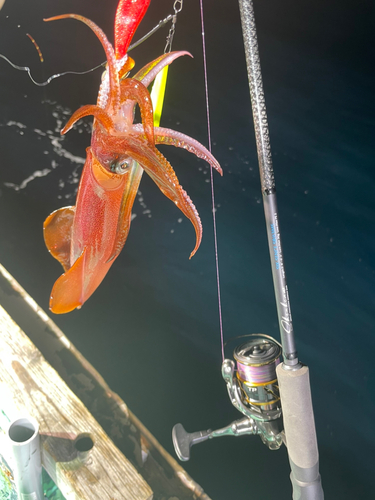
[43,0,222,314]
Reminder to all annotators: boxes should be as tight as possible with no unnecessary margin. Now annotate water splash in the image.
[2,103,153,217]
[2,102,86,193]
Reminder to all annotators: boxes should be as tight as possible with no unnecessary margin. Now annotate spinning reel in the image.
[172,334,284,461]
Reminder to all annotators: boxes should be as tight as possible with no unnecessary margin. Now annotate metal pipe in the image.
[7,416,44,500]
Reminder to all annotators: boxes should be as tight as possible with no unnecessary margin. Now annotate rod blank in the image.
[238,0,297,363]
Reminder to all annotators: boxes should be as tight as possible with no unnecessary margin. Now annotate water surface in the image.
[0,1,374,498]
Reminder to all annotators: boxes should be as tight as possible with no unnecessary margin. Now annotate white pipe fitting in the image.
[7,416,44,500]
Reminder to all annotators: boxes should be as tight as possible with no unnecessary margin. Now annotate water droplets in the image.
[6,120,26,130]
[4,168,52,191]
[137,191,152,218]
[2,102,87,194]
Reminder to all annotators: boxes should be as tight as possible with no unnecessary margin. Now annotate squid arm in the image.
[120,78,154,143]
[131,124,222,175]
[133,51,192,87]
[120,51,191,119]
[113,135,203,258]
[44,14,121,113]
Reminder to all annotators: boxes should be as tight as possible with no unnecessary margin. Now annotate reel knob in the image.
[172,424,212,461]
[172,418,259,461]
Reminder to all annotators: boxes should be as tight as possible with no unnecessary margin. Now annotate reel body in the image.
[173,334,284,461]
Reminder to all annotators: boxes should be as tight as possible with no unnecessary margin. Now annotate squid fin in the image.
[49,247,87,314]
[43,206,75,272]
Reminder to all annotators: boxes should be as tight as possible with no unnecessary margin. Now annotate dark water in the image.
[0,0,374,498]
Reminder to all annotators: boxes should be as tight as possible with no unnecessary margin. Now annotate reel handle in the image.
[172,424,212,461]
[172,418,258,461]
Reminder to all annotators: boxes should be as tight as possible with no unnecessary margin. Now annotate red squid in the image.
[43,0,222,314]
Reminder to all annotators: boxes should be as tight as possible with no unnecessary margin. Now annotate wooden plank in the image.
[0,304,153,500]
[0,263,211,500]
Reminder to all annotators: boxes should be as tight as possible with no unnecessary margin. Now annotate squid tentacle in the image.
[133,51,192,87]
[150,147,202,259]
[120,79,154,144]
[117,136,203,258]
[131,124,222,175]
[45,14,120,113]
[61,105,114,134]
[118,56,135,79]
[121,51,191,121]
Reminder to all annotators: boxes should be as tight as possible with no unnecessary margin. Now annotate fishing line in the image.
[0,53,106,86]
[199,0,225,361]
[128,13,173,51]
[0,11,179,88]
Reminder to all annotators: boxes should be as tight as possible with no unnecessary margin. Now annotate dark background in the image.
[0,0,374,498]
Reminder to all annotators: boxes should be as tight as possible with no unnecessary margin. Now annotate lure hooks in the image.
[164,0,184,53]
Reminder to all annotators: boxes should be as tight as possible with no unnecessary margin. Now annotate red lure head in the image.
[114,0,152,59]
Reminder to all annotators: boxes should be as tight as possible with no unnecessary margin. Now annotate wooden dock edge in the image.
[0,303,153,500]
[0,264,211,500]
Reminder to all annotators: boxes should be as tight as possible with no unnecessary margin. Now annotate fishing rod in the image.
[172,1,324,499]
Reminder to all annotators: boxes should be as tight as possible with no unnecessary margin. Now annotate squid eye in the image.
[110,158,131,175]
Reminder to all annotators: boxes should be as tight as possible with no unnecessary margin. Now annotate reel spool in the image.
[233,334,281,414]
